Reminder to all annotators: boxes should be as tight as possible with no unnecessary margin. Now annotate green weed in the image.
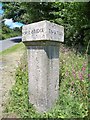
[5,45,89,119]
[0,42,25,55]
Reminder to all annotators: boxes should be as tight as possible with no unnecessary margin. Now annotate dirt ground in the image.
[0,48,25,119]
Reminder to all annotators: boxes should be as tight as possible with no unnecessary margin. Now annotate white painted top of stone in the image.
[22,20,64,42]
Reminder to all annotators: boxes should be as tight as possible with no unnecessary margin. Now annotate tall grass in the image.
[0,42,25,55]
[5,44,89,119]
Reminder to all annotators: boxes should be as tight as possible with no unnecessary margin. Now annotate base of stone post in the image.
[27,42,60,112]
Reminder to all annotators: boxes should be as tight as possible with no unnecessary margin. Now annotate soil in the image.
[0,49,25,119]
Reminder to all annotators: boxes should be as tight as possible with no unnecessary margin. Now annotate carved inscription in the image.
[49,29,62,36]
[23,28,62,36]
[23,28,44,35]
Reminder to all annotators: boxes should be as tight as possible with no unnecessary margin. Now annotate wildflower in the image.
[72,69,76,78]
[83,62,87,66]
[79,72,83,81]
[88,74,90,77]
[82,67,86,71]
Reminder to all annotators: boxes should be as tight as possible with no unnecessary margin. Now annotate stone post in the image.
[22,20,64,113]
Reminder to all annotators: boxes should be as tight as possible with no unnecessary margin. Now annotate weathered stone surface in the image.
[22,20,64,113]
[27,45,59,112]
[22,20,64,42]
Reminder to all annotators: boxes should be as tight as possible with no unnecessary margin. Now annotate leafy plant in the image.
[4,45,89,119]
[1,23,22,40]
[3,2,90,47]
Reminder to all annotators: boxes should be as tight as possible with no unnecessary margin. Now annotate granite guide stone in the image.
[22,20,64,112]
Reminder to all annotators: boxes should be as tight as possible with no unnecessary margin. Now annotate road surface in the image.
[0,36,22,52]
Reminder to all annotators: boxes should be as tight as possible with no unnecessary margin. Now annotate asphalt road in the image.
[0,36,22,52]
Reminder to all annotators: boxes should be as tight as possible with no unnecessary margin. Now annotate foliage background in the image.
[2,2,90,49]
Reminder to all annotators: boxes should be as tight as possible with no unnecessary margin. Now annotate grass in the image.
[4,44,89,119]
[0,42,25,56]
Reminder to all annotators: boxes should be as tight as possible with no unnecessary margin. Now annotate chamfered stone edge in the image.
[22,20,64,42]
